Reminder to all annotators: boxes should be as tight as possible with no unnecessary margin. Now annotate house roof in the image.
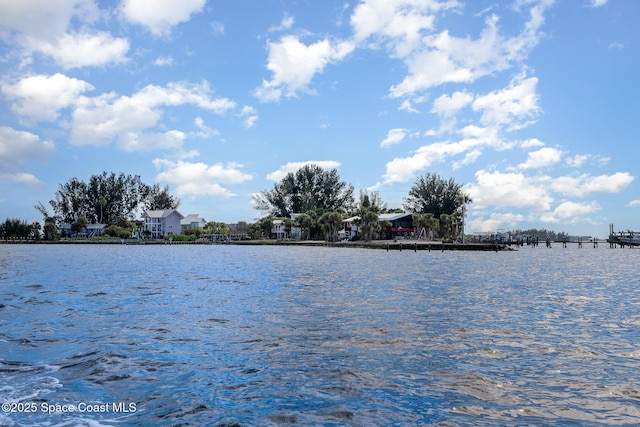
[144,209,184,219]
[86,223,106,230]
[180,214,206,225]
[343,212,413,223]
[379,212,412,221]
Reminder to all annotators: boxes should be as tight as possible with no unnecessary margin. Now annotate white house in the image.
[143,209,184,238]
[181,214,207,232]
[271,219,287,239]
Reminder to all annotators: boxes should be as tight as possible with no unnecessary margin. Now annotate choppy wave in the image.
[1,244,640,426]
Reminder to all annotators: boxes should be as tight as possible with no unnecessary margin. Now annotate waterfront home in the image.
[181,214,207,232]
[342,212,415,240]
[143,209,184,238]
[86,223,106,237]
[379,212,415,239]
[271,219,287,239]
[342,216,360,240]
[289,213,302,240]
[58,223,106,238]
[59,223,72,237]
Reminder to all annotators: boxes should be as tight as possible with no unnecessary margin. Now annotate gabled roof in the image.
[144,209,184,219]
[181,214,206,225]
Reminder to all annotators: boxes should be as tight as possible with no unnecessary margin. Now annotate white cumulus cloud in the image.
[380,128,408,148]
[466,169,554,211]
[38,32,130,69]
[2,73,94,121]
[254,35,355,102]
[120,0,206,37]
[432,90,474,117]
[472,72,540,128]
[0,0,129,68]
[517,147,564,170]
[540,201,601,224]
[467,212,525,233]
[551,172,635,198]
[0,126,54,186]
[0,126,55,167]
[154,159,253,198]
[71,81,236,150]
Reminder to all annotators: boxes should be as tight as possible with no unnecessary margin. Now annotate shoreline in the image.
[0,238,512,251]
[227,239,511,251]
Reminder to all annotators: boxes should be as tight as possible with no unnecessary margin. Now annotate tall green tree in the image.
[43,221,58,241]
[30,222,42,240]
[143,184,180,211]
[1,218,31,240]
[251,216,274,239]
[403,173,471,219]
[204,221,230,235]
[253,164,355,217]
[34,201,58,240]
[42,172,178,225]
[358,189,387,213]
[231,221,250,236]
[71,217,88,235]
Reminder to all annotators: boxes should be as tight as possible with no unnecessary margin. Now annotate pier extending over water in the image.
[606,223,640,248]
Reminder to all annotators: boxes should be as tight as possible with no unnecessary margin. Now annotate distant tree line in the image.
[0,218,41,240]
[512,228,570,241]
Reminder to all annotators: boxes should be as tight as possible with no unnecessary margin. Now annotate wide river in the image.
[1,243,640,426]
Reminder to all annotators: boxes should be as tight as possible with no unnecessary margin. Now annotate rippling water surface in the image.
[1,244,640,426]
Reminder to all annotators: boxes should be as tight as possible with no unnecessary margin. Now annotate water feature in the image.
[1,244,639,426]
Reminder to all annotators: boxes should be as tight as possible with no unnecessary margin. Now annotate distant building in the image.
[86,223,106,237]
[289,213,302,240]
[379,212,414,239]
[59,223,72,237]
[342,212,415,240]
[143,209,184,238]
[58,223,106,238]
[342,216,360,240]
[180,214,207,232]
[271,219,287,240]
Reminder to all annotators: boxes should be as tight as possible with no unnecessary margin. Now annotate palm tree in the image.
[412,213,439,240]
[440,214,458,241]
[98,197,107,224]
[356,207,380,241]
[293,213,313,240]
[318,211,343,242]
[378,219,392,240]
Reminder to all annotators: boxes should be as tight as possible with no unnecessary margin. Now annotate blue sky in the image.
[0,0,637,238]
